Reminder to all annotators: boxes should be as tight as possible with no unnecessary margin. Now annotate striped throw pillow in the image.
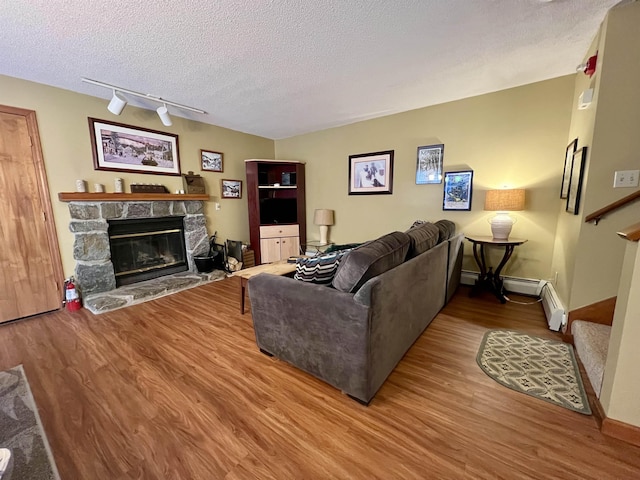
[294,250,350,284]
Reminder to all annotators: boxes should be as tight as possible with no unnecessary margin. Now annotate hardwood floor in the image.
[1,280,639,479]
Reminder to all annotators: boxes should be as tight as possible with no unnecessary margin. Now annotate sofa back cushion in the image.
[294,250,350,284]
[324,242,363,253]
[434,219,456,242]
[405,222,439,259]
[332,231,410,293]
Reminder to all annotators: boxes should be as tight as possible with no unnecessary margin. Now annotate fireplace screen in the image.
[108,216,187,286]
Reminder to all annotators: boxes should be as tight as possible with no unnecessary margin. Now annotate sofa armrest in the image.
[446,233,464,303]
[248,274,371,399]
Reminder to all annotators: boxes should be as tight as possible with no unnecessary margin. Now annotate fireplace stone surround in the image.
[68,200,210,295]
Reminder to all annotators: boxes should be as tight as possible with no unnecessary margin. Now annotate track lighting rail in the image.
[81,77,207,114]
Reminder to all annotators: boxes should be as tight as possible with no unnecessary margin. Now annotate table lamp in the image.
[314,209,334,244]
[484,189,525,240]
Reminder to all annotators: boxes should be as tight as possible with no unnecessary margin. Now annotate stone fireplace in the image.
[69,200,210,295]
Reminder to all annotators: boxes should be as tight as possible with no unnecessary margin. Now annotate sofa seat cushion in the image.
[332,231,410,293]
[294,250,350,284]
[434,219,456,242]
[405,222,439,259]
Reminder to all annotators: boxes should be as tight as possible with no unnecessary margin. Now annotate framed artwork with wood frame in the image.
[201,150,223,172]
[88,118,180,176]
[221,179,242,199]
[561,138,578,199]
[348,150,394,195]
[566,147,588,215]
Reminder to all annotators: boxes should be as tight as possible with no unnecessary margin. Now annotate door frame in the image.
[1,105,64,304]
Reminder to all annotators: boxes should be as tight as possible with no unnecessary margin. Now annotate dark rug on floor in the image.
[0,365,60,479]
[477,329,591,415]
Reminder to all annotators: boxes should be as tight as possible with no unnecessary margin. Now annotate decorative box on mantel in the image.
[59,193,211,295]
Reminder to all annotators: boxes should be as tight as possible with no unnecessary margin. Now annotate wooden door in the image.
[0,106,63,322]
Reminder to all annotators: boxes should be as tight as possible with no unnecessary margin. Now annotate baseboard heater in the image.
[540,282,566,331]
[461,270,566,331]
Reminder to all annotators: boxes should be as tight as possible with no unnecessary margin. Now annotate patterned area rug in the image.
[477,330,591,415]
[0,365,60,479]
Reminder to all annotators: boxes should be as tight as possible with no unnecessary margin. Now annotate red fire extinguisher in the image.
[64,277,82,311]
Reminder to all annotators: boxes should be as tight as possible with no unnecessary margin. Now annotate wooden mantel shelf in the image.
[58,192,210,202]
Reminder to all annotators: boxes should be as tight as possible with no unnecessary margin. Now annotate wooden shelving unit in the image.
[246,160,306,264]
[58,192,210,202]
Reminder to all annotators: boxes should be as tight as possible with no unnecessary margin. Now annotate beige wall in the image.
[549,33,600,307]
[593,1,640,428]
[276,77,574,280]
[559,1,640,311]
[0,74,274,278]
[601,240,640,425]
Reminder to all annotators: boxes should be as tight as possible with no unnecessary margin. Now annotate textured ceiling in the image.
[0,0,622,139]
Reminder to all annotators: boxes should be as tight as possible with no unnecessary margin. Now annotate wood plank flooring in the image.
[1,279,639,479]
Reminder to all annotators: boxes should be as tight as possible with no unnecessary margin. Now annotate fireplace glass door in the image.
[108,216,188,286]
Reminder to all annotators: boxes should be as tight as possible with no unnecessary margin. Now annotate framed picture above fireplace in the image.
[88,118,181,176]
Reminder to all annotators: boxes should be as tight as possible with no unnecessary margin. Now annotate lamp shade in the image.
[313,209,334,226]
[484,189,525,211]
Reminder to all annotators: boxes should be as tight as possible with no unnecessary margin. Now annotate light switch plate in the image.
[613,170,640,188]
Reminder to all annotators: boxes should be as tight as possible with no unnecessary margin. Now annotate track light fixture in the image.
[107,89,127,115]
[81,77,206,125]
[157,103,172,126]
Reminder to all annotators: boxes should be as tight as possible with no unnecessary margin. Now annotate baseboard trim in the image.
[592,393,606,429]
[602,417,640,447]
[581,364,640,447]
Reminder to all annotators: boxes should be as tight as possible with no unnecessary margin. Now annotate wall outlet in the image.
[215,202,221,211]
[613,170,640,188]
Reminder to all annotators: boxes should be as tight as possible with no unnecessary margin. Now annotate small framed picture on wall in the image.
[221,179,242,199]
[442,170,473,211]
[201,150,223,172]
[348,150,394,195]
[566,147,588,215]
[415,144,444,184]
[561,138,578,199]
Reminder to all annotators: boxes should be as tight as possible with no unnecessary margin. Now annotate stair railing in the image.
[585,190,640,225]
[617,222,640,241]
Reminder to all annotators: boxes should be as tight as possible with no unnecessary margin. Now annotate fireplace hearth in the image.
[109,216,188,286]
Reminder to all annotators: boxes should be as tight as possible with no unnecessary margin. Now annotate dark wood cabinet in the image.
[245,160,306,264]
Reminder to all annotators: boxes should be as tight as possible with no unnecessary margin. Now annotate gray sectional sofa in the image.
[248,220,464,404]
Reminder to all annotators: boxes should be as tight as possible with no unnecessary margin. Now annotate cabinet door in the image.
[280,236,300,259]
[260,238,281,263]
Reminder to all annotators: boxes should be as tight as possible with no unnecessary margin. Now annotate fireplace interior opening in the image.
[108,216,188,286]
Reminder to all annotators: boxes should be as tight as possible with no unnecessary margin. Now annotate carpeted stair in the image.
[572,320,611,398]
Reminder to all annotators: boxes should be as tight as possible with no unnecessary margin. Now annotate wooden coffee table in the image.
[232,260,297,314]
